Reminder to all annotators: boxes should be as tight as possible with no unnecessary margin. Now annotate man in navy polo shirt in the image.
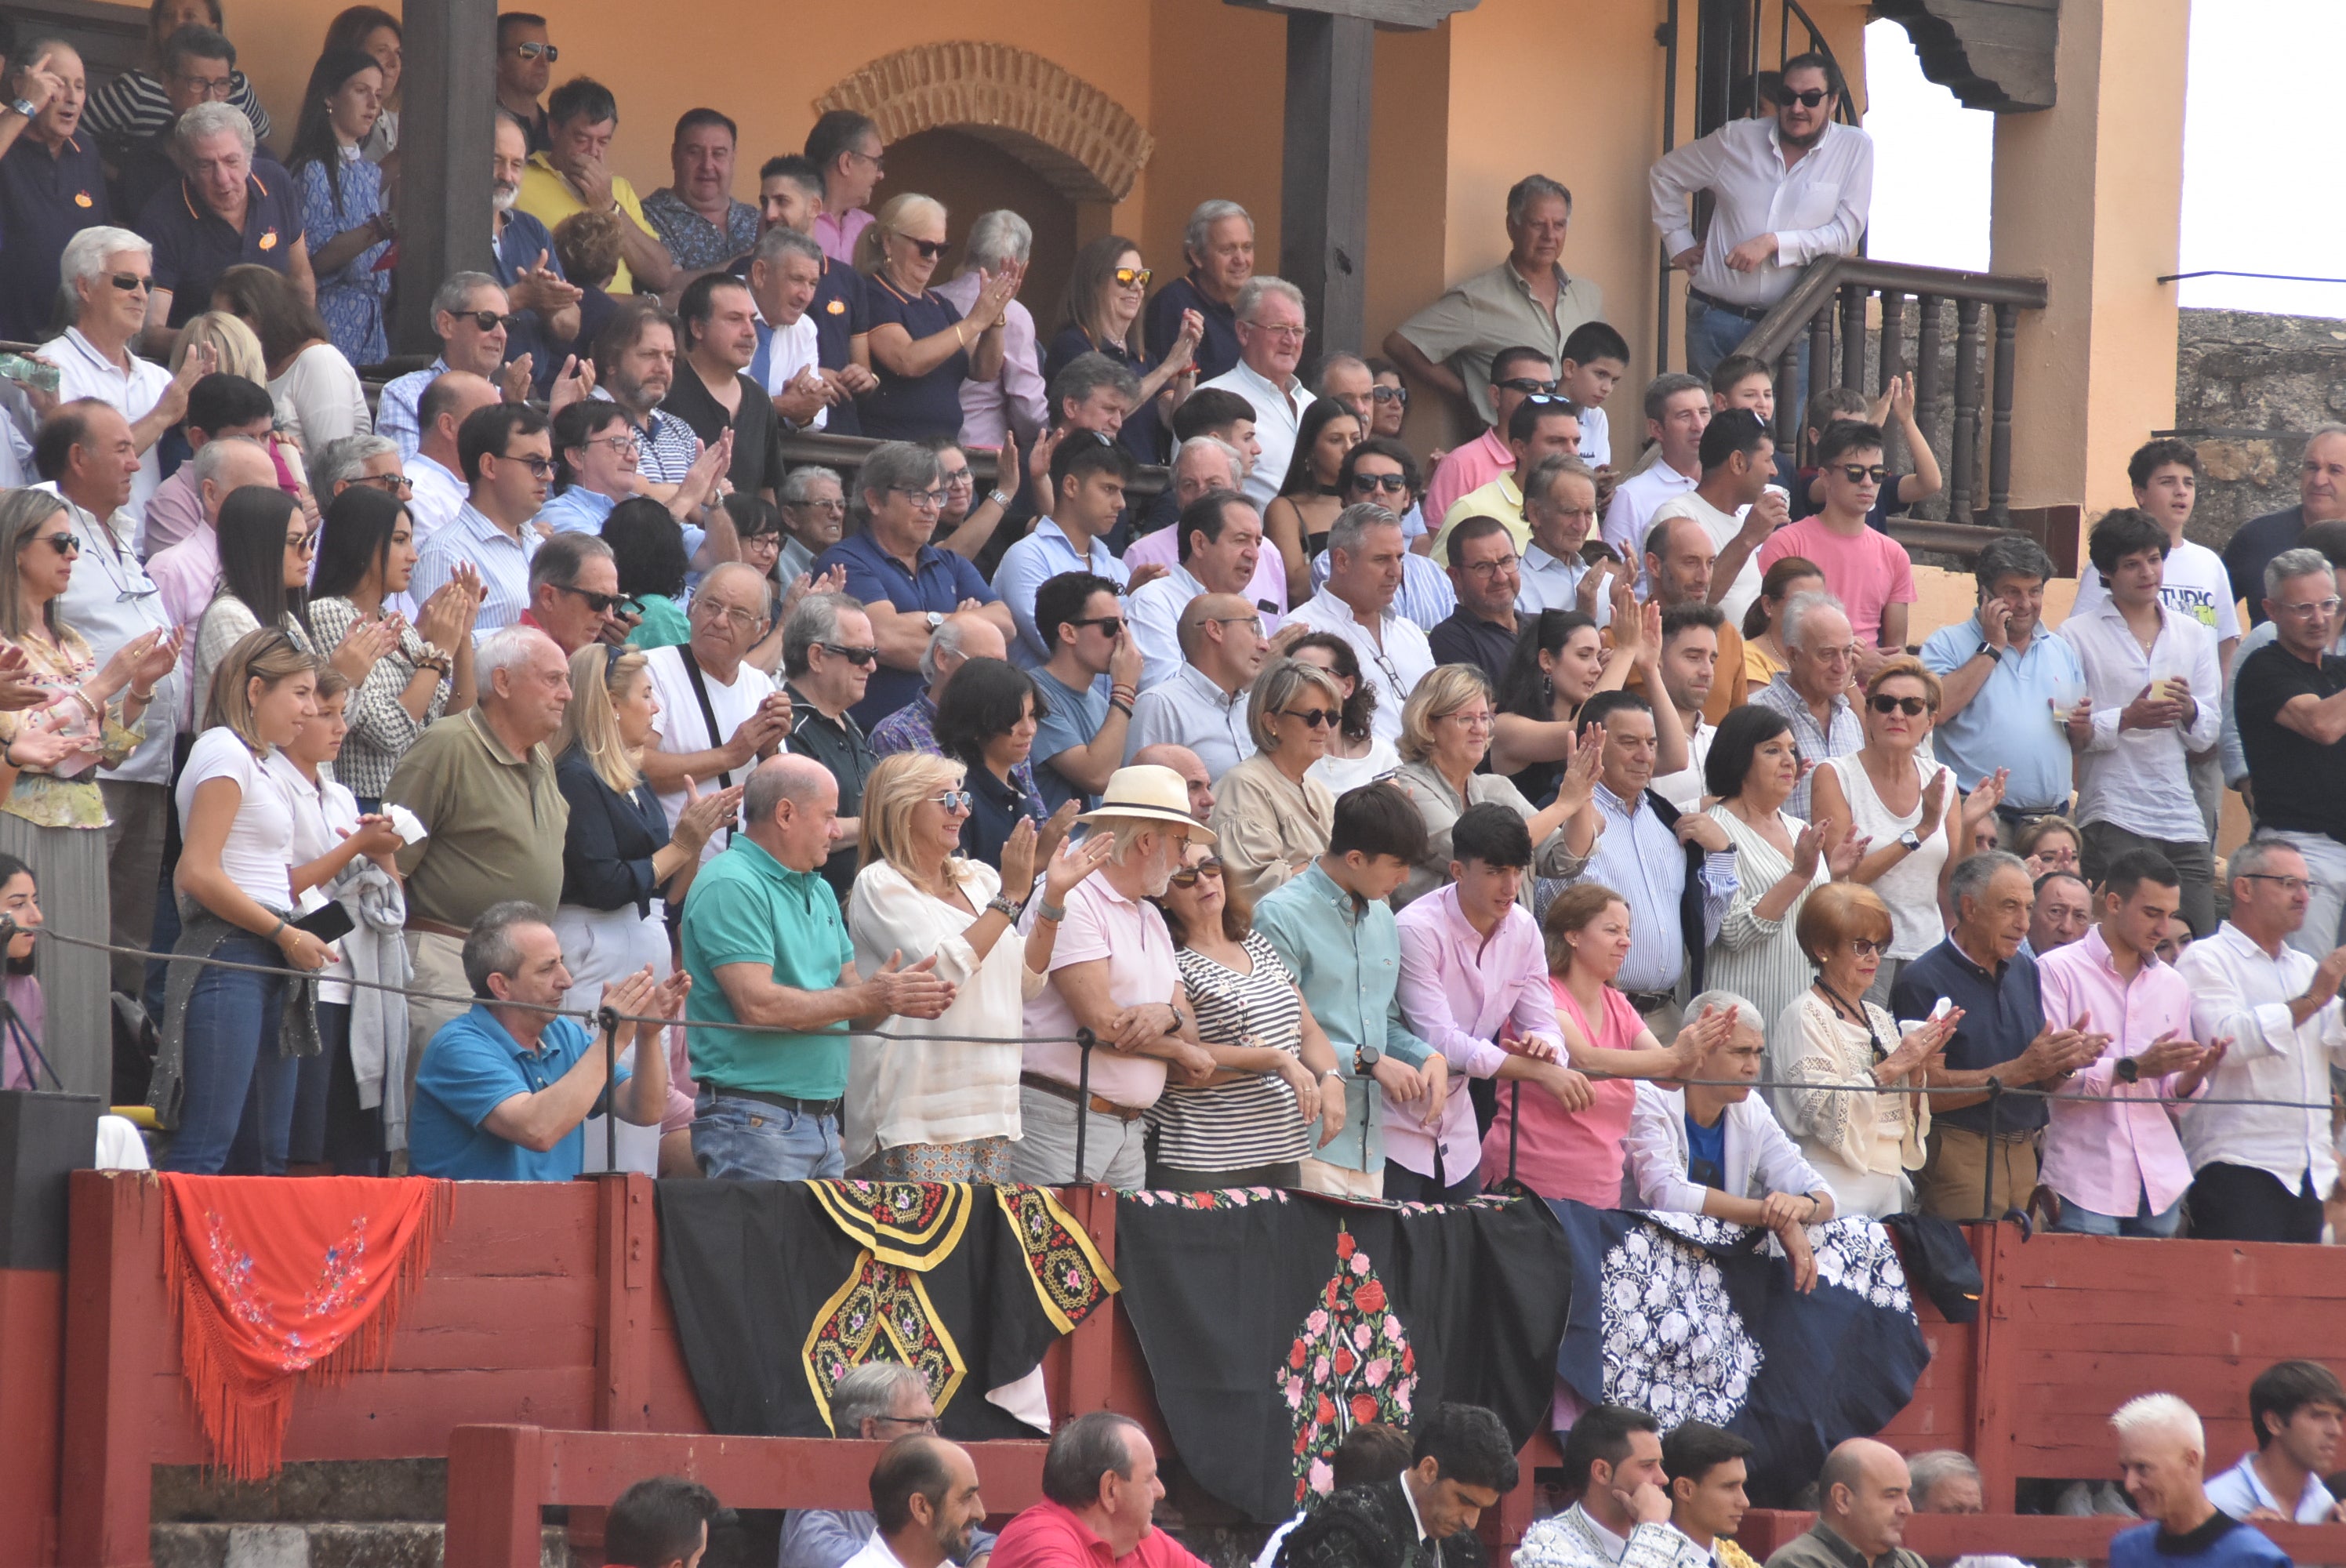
[409,901,685,1181]
[815,441,1013,728]
[1144,198,1250,383]
[0,39,109,343]
[134,100,311,346]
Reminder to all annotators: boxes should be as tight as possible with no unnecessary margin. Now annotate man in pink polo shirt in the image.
[990,1414,1208,1568]
[2038,847,2230,1236]
[1419,347,1560,535]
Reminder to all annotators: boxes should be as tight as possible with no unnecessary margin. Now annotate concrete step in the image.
[154,1460,448,1525]
[150,1519,570,1568]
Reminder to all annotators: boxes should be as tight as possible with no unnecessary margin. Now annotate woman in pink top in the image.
[1481,881,1724,1203]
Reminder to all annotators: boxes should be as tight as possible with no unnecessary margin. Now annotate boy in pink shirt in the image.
[1759,421,1917,674]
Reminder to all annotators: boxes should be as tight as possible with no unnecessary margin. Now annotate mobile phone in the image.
[294,902,355,944]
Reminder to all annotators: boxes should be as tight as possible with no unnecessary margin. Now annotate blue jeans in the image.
[691,1089,844,1181]
[160,935,300,1175]
[1687,297,1810,416]
[2053,1189,2185,1238]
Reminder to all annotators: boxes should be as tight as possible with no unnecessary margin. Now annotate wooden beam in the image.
[1276,9,1375,358]
[395,0,498,356]
[1229,0,1476,29]
[1872,0,2059,113]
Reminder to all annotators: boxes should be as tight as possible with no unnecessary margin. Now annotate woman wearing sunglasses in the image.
[1287,633,1398,795]
[844,751,1111,1181]
[1262,397,1364,607]
[192,487,398,726]
[1366,359,1410,440]
[1781,880,1963,1218]
[935,655,1066,876]
[1146,837,1342,1190]
[1391,664,1596,910]
[855,193,1022,442]
[1046,234,1203,465]
[1807,656,2004,1004]
[1208,657,1344,902]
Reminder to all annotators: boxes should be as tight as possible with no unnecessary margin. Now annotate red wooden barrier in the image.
[1734,1509,2346,1566]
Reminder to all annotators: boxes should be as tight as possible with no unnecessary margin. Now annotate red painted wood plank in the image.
[1734,1511,2346,1566]
[0,1267,64,1568]
[446,1422,546,1568]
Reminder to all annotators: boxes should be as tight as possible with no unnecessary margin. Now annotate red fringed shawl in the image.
[158,1173,455,1479]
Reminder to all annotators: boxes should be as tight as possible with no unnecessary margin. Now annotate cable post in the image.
[597,1004,620,1172]
[1072,1026,1097,1186]
[1980,1076,2003,1223]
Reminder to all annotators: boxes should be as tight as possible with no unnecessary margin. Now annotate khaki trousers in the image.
[1918,1123,2039,1221]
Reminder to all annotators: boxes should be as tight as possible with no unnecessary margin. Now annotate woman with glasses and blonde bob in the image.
[846,750,1112,1181]
[1208,656,1343,902]
[1147,836,1343,1189]
[1392,663,1598,909]
[855,194,1023,442]
[1779,880,1963,1218]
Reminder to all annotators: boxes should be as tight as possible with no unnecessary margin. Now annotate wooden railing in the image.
[1733,256,2049,530]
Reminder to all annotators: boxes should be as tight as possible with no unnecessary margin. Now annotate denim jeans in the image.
[1687,298,1809,415]
[2052,1188,2184,1238]
[160,935,300,1175]
[690,1089,844,1180]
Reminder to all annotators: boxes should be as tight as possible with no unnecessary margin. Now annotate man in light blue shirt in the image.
[1922,535,2087,832]
[993,430,1134,669]
[1253,782,1441,1200]
[412,404,550,638]
[375,271,514,459]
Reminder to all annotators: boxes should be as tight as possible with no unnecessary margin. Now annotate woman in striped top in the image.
[1146,839,1344,1190]
[82,0,273,155]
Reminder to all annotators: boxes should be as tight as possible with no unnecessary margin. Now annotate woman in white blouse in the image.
[846,752,1113,1181]
[1778,882,1961,1218]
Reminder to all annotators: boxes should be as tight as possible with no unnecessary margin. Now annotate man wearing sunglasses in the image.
[1648,50,1873,383]
[1759,421,1917,682]
[377,274,522,462]
[517,532,623,656]
[780,590,877,905]
[40,228,205,532]
[1434,394,1581,564]
[1027,572,1138,815]
[413,403,551,637]
[493,13,557,153]
[1420,347,1557,531]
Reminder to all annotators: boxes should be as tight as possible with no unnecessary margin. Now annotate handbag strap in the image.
[677,653,736,845]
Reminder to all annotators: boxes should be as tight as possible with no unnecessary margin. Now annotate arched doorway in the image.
[873,129,1080,333]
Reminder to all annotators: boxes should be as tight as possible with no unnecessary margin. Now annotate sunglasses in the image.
[1280,707,1339,728]
[32,532,78,556]
[1112,267,1152,289]
[1071,615,1126,637]
[932,789,975,814]
[462,310,522,333]
[498,452,556,478]
[819,642,880,666]
[1782,87,1831,107]
[512,40,558,60]
[1835,463,1890,484]
[1349,473,1409,495]
[288,528,321,554]
[1371,385,1409,405]
[1847,937,1887,958]
[1168,857,1225,889]
[1497,377,1559,395]
[899,236,948,261]
[352,471,411,495]
[1868,694,1929,717]
[554,583,631,615]
[107,273,153,293]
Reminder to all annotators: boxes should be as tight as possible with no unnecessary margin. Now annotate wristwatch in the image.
[2114,1056,2142,1084]
[1353,1044,1383,1074]
[924,610,944,632]
[8,99,37,122]
[1898,829,1924,853]
[1974,644,2001,663]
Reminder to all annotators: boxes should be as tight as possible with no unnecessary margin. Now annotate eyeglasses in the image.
[1868,693,1929,717]
[896,236,948,261]
[497,451,555,478]
[2239,873,2315,895]
[870,1413,935,1432]
[694,601,764,633]
[1372,385,1409,405]
[819,642,880,666]
[1208,614,1264,636]
[2275,597,2343,619]
[1280,707,1339,728]
[1349,473,1409,495]
[740,532,781,551]
[554,583,630,615]
[1168,857,1226,888]
[1497,377,1560,395]
[1071,615,1126,637]
[1847,937,1887,958]
[106,273,153,293]
[461,310,522,333]
[939,468,975,489]
[849,147,887,172]
[351,471,412,495]
[172,71,235,100]
[891,485,947,510]
[791,496,848,514]
[1112,267,1152,289]
[288,528,321,554]
[1247,323,1308,343]
[511,40,558,60]
[31,532,78,556]
[1440,710,1495,730]
[1810,643,1861,666]
[931,789,975,814]
[1463,554,1521,577]
[1835,463,1889,485]
[583,434,641,458]
[1783,87,1832,107]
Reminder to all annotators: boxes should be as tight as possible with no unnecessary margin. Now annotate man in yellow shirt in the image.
[1433,396,1582,561]
[516,77,677,299]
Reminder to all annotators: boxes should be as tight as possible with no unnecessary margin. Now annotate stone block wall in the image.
[2174,307,2346,547]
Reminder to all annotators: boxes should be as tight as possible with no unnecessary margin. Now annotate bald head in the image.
[420,372,500,459]
[923,610,1006,692]
[1177,592,1252,658]
[700,560,772,603]
[1818,1440,1912,1557]
[1131,742,1213,820]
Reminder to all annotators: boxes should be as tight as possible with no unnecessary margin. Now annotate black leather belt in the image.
[716,1087,842,1118]
[1624,990,1678,1013]
[1689,289,1772,322]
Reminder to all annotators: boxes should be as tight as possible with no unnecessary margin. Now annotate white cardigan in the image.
[1624,1079,1830,1214]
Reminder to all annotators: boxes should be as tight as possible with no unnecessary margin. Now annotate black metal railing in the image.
[1733,256,2047,530]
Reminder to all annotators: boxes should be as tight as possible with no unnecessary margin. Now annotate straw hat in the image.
[1074,764,1216,843]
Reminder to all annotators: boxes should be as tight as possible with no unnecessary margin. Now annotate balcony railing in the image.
[1732,256,2049,532]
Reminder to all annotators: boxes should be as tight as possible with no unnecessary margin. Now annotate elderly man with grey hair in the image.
[782,590,877,902]
[521,532,622,655]
[1287,503,1436,744]
[1147,198,1252,381]
[138,100,313,350]
[870,611,1008,760]
[1749,590,1860,819]
[777,1363,1002,1568]
[939,209,1047,452]
[2232,546,2346,960]
[1385,174,1603,427]
[310,432,405,501]
[386,625,575,1079]
[375,272,520,459]
[38,225,202,524]
[775,464,848,583]
[743,223,842,430]
[1905,1450,1982,1514]
[1316,351,1375,430]
[407,899,681,1181]
[683,753,957,1180]
[1200,274,1309,510]
[2106,1394,2290,1568]
[1923,532,2087,839]
[641,561,788,868]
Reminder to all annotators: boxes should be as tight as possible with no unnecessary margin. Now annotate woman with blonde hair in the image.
[1208,657,1343,902]
[1391,662,1596,908]
[553,643,741,1174]
[1045,232,1201,463]
[845,750,1111,1180]
[1778,880,1963,1218]
[170,308,268,384]
[854,193,1022,441]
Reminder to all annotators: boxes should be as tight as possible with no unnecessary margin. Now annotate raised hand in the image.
[498,353,536,406]
[5,723,97,771]
[1042,829,1115,904]
[548,354,595,414]
[330,614,401,684]
[1960,768,2009,829]
[1918,768,1952,837]
[1036,797,1079,869]
[1789,819,1825,881]
[999,816,1039,903]
[674,777,744,853]
[0,644,45,712]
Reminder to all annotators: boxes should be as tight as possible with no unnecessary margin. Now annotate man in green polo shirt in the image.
[681,753,955,1178]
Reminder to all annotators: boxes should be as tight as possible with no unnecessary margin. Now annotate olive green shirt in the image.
[383,706,568,929]
[1394,260,1605,424]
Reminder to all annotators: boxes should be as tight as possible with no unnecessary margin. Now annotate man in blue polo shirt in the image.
[815,441,1014,728]
[681,754,957,1180]
[135,100,311,344]
[409,901,684,1181]
[0,40,110,343]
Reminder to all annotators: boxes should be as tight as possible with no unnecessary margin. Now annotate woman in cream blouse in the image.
[1207,658,1342,902]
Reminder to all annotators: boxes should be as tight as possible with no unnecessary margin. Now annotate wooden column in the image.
[1276,9,1375,357]
[395,0,498,356]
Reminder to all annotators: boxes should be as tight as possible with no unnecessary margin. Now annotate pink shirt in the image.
[146,524,221,706]
[991,1499,1211,1568]
[813,208,873,266]
[1123,524,1291,615]
[935,272,1048,450]
[1757,515,1917,645]
[2037,924,2206,1217]
[1423,426,1513,530]
[139,465,205,559]
[1019,873,1180,1109]
[1393,884,1562,1181]
[1481,978,1643,1203]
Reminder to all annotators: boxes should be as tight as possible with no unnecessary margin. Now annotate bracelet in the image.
[986,894,1021,920]
[986,488,1012,510]
[2,742,18,768]
[267,916,288,942]
[1109,699,1134,720]
[953,322,968,348]
[1036,898,1066,924]
[126,684,154,704]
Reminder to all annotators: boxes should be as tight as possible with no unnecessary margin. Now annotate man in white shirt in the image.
[1130,491,1273,691]
[1128,593,1263,784]
[41,227,198,532]
[1647,408,1785,627]
[1199,276,1309,510]
[2203,1360,2346,1525]
[1647,52,1874,380]
[2176,839,2346,1244]
[405,372,502,547]
[2064,508,2223,935]
[1517,455,1614,620]
[839,1434,990,1568]
[1287,505,1436,745]
[641,564,787,867]
[1515,1406,1709,1568]
[1647,604,1723,812]
[1601,374,1710,563]
[744,224,839,433]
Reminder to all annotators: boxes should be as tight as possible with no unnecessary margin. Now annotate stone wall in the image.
[2174,307,2346,548]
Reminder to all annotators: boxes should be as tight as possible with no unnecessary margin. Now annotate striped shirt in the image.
[1148,932,1313,1173]
[83,69,272,154]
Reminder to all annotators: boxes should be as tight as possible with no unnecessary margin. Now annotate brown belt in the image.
[407,918,468,940]
[1020,1071,1146,1123]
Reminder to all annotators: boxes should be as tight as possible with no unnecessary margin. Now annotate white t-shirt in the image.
[2069,537,2242,644]
[754,310,826,431]
[176,728,298,910]
[1578,403,1612,468]
[1649,490,1766,626]
[268,750,362,1004]
[645,644,775,862]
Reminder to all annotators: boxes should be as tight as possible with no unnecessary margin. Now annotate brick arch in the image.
[812,42,1153,205]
